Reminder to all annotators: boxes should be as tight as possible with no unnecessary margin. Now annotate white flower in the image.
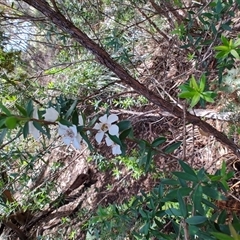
[58,123,81,149]
[29,107,40,141]
[43,107,59,122]
[93,114,119,144]
[78,115,84,126]
[105,135,122,155]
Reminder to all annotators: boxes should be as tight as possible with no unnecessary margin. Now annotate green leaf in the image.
[179,160,197,176]
[140,222,150,235]
[161,179,179,185]
[208,175,222,181]
[164,141,181,154]
[58,118,72,127]
[197,168,208,182]
[189,76,199,90]
[215,51,228,59]
[193,185,203,212]
[0,128,7,144]
[72,110,79,126]
[165,208,182,217]
[221,35,229,46]
[0,118,6,128]
[229,223,240,240]
[117,120,131,132]
[173,172,198,181]
[145,149,153,172]
[185,216,207,225]
[211,23,217,35]
[80,131,93,151]
[177,190,187,218]
[190,94,200,108]
[15,104,27,116]
[119,127,132,140]
[201,93,215,103]
[211,232,234,240]
[23,122,29,138]
[26,100,33,117]
[230,49,240,59]
[221,24,232,31]
[221,161,227,175]
[108,134,122,146]
[201,198,217,210]
[216,0,223,14]
[234,38,240,47]
[5,116,17,129]
[218,210,227,224]
[179,84,194,92]
[199,75,206,92]
[202,186,226,200]
[178,91,196,99]
[163,187,192,201]
[152,137,166,147]
[33,121,47,135]
[65,99,78,119]
[0,102,11,116]
[214,45,229,51]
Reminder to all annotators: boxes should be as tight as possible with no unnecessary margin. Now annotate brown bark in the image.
[21,0,240,157]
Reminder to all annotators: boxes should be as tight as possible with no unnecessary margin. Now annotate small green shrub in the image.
[87,161,239,240]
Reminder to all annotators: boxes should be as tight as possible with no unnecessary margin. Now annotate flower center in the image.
[66,129,75,138]
[101,123,109,132]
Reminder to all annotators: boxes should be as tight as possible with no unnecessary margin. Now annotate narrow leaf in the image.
[65,99,78,119]
[193,185,203,212]
[178,91,196,99]
[230,49,240,59]
[189,76,199,90]
[152,137,166,147]
[199,74,206,92]
[211,232,234,240]
[190,94,200,108]
[185,216,207,225]
[177,190,187,218]
[173,172,198,181]
[117,120,131,132]
[179,160,197,176]
[0,102,11,116]
[15,104,27,116]
[164,142,181,154]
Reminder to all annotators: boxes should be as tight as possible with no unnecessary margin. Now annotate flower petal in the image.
[95,131,104,144]
[93,123,101,130]
[43,107,59,122]
[32,107,39,119]
[109,124,119,136]
[58,123,68,135]
[112,145,122,155]
[69,125,77,136]
[62,136,71,145]
[107,114,118,124]
[78,115,84,126]
[73,138,81,149]
[29,121,40,141]
[105,135,113,146]
[99,114,107,123]
[76,133,82,143]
